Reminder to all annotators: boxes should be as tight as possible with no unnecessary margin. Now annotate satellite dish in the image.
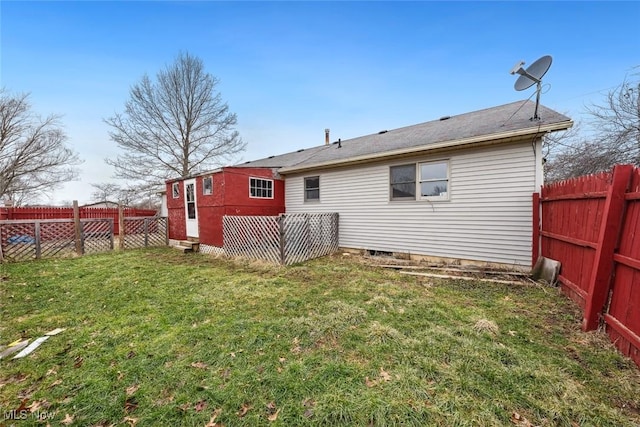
[509,55,553,120]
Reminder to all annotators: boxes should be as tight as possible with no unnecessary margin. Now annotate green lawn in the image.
[1,248,639,426]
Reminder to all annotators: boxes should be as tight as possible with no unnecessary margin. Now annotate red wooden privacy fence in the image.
[0,206,157,234]
[536,164,640,367]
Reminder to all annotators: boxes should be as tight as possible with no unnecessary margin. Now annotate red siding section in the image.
[166,167,285,246]
[166,180,188,241]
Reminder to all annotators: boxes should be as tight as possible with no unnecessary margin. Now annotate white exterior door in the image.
[184,179,199,238]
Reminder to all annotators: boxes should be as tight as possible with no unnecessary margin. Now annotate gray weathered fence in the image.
[223,213,339,265]
[0,217,167,262]
[122,217,168,250]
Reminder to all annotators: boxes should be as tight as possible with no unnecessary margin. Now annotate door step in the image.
[173,240,200,253]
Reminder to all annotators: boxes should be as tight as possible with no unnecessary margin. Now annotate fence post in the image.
[278,215,286,265]
[532,192,540,268]
[118,204,125,250]
[583,164,633,331]
[109,218,114,250]
[34,221,42,259]
[144,219,149,247]
[73,201,83,256]
[164,217,169,246]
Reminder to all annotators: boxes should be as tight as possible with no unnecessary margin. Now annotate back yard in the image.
[1,249,639,426]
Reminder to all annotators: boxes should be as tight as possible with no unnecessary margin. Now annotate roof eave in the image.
[278,120,573,174]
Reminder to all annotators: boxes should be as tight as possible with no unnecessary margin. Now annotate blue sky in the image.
[1,1,639,204]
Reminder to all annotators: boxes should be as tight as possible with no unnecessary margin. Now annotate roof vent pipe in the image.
[337,138,341,148]
[325,128,330,145]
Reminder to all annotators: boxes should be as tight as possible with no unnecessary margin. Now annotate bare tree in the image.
[91,182,157,209]
[105,52,245,193]
[90,182,127,203]
[544,68,639,182]
[0,89,80,204]
[586,69,640,166]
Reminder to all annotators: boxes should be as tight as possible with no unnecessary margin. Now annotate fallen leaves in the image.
[266,401,280,421]
[190,361,208,369]
[124,397,138,414]
[125,384,139,396]
[302,398,315,418]
[14,399,28,412]
[237,403,252,418]
[73,356,84,368]
[267,408,281,422]
[510,411,539,427]
[61,413,74,425]
[123,416,138,426]
[365,376,377,387]
[26,399,51,412]
[195,400,208,412]
[290,337,302,354]
[365,367,393,387]
[204,408,223,427]
[379,367,392,382]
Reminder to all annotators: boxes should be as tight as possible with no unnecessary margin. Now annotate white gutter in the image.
[278,120,573,174]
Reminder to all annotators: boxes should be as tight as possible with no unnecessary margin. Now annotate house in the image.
[166,166,286,253]
[168,100,572,267]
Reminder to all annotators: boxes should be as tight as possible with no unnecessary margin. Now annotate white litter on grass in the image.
[0,339,30,359]
[13,336,50,359]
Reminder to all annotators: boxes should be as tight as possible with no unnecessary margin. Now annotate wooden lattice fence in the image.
[122,217,168,250]
[0,218,114,261]
[0,216,168,262]
[223,213,339,265]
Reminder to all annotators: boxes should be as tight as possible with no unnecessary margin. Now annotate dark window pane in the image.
[420,180,448,197]
[203,177,212,195]
[305,177,319,189]
[187,202,196,219]
[391,183,416,199]
[390,164,416,184]
[186,183,195,202]
[306,189,320,200]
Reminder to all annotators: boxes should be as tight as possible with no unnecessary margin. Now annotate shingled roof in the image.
[237,100,572,173]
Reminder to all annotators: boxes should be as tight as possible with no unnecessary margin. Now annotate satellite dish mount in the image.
[510,55,552,121]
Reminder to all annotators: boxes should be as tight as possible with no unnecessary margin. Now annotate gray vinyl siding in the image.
[284,141,538,266]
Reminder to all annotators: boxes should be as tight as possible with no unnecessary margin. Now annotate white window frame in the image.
[203,176,213,195]
[172,182,180,199]
[418,160,450,201]
[389,160,450,202]
[249,177,274,199]
[304,176,320,202]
